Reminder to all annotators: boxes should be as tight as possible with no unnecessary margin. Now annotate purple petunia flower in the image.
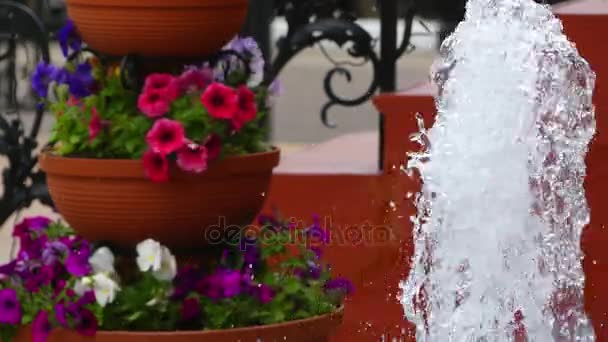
[180,297,201,322]
[0,289,21,325]
[0,261,16,278]
[24,264,55,292]
[196,269,242,300]
[56,302,97,336]
[65,253,92,277]
[68,62,95,98]
[75,308,97,336]
[57,19,82,58]
[253,284,274,304]
[76,291,96,307]
[13,216,51,238]
[32,310,52,342]
[31,62,57,98]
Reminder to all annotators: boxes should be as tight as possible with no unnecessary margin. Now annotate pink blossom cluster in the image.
[136,69,258,182]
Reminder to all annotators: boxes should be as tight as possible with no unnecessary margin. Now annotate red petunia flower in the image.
[145,118,186,155]
[177,141,208,173]
[88,108,102,142]
[88,108,110,143]
[143,73,180,100]
[138,90,171,118]
[178,68,213,94]
[142,150,169,183]
[232,85,258,131]
[203,134,222,161]
[200,83,238,120]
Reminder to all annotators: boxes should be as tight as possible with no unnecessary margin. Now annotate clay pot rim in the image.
[82,307,343,337]
[39,148,280,179]
[66,0,247,8]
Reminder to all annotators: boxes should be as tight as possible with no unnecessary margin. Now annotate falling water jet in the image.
[401,0,596,340]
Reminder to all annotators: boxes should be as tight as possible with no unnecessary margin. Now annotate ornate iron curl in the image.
[267,0,417,128]
[0,0,52,227]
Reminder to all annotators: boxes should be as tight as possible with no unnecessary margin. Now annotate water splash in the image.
[401,0,596,340]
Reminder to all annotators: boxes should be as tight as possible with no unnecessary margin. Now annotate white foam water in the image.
[401,0,596,340]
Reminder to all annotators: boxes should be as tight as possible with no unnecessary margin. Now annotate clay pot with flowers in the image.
[65,0,249,57]
[0,215,350,342]
[35,21,280,252]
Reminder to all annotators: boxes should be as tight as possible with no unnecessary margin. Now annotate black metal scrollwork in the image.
[0,0,52,226]
[267,0,417,128]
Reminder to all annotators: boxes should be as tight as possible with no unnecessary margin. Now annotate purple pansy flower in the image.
[57,19,82,57]
[197,269,242,300]
[226,36,265,86]
[171,266,201,300]
[0,289,21,325]
[42,240,69,265]
[324,278,354,296]
[31,62,57,98]
[32,310,52,342]
[68,62,95,98]
[180,297,201,322]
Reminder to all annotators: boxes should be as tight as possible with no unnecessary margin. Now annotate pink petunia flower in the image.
[200,83,238,120]
[143,73,180,100]
[203,134,222,161]
[177,142,208,173]
[138,90,171,118]
[88,108,103,142]
[146,118,186,155]
[32,310,52,342]
[232,85,258,131]
[178,68,213,94]
[142,150,169,183]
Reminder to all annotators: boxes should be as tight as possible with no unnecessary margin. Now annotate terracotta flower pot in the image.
[65,0,249,57]
[38,149,280,251]
[10,308,343,342]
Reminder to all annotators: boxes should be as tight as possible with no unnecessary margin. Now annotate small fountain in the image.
[401,0,596,340]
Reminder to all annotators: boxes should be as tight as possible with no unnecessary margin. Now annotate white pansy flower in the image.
[152,246,177,281]
[74,276,93,296]
[92,273,120,307]
[89,247,115,274]
[136,239,162,272]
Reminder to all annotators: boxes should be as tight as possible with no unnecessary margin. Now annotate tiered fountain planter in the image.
[0,3,347,342]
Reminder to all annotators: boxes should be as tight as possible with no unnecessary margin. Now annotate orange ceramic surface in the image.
[65,0,248,57]
[10,308,343,342]
[39,149,279,252]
